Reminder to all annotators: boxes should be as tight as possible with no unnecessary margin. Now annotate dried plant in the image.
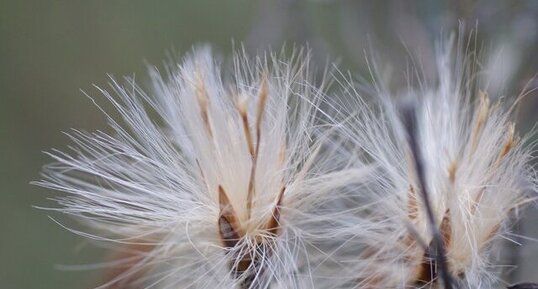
[35,48,367,289]
[330,36,538,288]
[35,37,537,289]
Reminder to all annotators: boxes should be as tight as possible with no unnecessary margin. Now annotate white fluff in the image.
[331,36,538,288]
[36,47,368,289]
[36,40,537,289]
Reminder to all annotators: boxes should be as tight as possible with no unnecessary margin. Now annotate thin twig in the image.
[401,105,454,289]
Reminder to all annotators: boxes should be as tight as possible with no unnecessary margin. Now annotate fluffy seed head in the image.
[35,39,537,289]
[332,37,537,289]
[35,47,367,289]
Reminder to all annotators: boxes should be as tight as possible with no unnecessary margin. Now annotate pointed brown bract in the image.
[265,186,285,236]
[218,185,255,287]
[415,254,435,286]
[195,70,213,137]
[237,98,255,158]
[217,166,285,288]
[472,124,518,214]
[497,123,517,164]
[480,206,517,252]
[469,91,490,155]
[413,210,452,286]
[246,74,269,220]
[439,210,452,250]
[218,186,243,248]
[408,185,419,220]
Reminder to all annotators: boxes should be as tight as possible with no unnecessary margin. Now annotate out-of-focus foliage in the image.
[1,0,536,288]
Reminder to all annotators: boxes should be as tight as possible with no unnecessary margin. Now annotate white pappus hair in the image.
[35,38,538,289]
[35,47,369,289]
[331,36,538,288]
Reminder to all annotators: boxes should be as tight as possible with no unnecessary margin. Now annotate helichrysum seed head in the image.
[35,47,367,289]
[36,39,537,289]
[334,37,538,288]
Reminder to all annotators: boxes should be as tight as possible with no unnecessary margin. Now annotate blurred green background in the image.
[1,1,537,288]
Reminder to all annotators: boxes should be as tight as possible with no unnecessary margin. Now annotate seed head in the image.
[35,47,368,289]
[334,37,537,288]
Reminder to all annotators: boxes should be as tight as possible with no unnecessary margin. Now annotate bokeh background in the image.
[1,1,538,288]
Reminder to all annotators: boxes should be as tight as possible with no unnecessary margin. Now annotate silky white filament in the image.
[36,39,537,289]
[330,36,537,289]
[36,47,369,289]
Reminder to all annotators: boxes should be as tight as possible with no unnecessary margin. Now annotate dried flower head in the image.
[36,38,537,289]
[35,47,366,289]
[333,37,538,288]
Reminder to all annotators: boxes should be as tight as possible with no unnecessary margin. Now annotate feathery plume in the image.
[332,35,537,288]
[35,47,367,289]
[35,37,537,289]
